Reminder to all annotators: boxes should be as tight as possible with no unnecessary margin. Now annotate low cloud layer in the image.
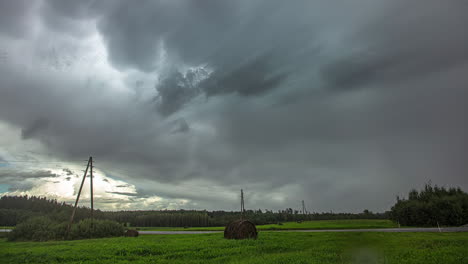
[0,0,467,212]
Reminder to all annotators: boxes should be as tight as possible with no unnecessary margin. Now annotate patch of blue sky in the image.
[0,184,11,193]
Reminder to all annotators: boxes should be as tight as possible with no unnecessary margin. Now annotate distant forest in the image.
[0,196,387,227]
[2,184,466,227]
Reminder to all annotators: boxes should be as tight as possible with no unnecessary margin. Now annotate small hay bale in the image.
[224,220,258,239]
[125,229,139,237]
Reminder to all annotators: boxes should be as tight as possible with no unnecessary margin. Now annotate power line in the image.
[0,159,90,164]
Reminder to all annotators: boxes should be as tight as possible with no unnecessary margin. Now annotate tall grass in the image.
[1,232,466,263]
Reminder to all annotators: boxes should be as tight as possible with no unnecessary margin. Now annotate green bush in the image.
[68,219,124,240]
[7,217,124,241]
[7,216,58,241]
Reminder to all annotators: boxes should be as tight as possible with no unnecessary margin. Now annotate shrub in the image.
[68,219,124,240]
[8,216,58,241]
[7,217,124,241]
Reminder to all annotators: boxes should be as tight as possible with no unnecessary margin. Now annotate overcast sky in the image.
[0,0,467,212]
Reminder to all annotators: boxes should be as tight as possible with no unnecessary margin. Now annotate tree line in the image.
[4,184,466,228]
[0,195,387,227]
[390,183,468,226]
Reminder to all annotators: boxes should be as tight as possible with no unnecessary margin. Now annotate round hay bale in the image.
[125,229,139,237]
[224,220,258,239]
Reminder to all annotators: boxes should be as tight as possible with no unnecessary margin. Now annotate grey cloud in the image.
[21,118,50,140]
[42,0,105,20]
[0,169,59,180]
[39,0,113,37]
[0,0,467,212]
[155,69,204,116]
[201,54,288,97]
[322,0,468,90]
[0,0,37,38]
[0,169,60,192]
[62,168,73,176]
[96,0,242,71]
[105,191,139,197]
[8,182,35,192]
[154,54,288,116]
[170,119,190,134]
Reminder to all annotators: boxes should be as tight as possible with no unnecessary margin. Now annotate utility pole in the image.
[241,189,245,220]
[90,157,93,220]
[66,156,93,238]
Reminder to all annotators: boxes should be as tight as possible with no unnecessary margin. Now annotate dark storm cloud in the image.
[21,118,50,140]
[154,54,289,116]
[41,0,104,19]
[170,119,190,134]
[155,69,204,116]
[94,0,339,109]
[105,191,139,197]
[0,0,467,212]
[322,0,468,90]
[0,169,60,192]
[0,169,59,180]
[96,0,242,71]
[201,54,288,97]
[0,0,37,38]
[39,0,113,37]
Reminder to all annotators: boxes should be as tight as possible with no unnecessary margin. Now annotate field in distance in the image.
[2,232,466,264]
[136,219,398,231]
[0,219,397,232]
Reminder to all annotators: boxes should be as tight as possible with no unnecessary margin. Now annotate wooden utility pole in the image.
[66,156,93,237]
[241,189,245,219]
[90,157,93,220]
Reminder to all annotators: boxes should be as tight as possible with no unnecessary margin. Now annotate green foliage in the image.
[7,216,60,242]
[390,184,468,226]
[0,195,390,228]
[1,232,467,263]
[69,219,124,240]
[7,217,123,242]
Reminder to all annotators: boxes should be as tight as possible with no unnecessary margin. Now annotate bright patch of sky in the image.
[0,184,10,193]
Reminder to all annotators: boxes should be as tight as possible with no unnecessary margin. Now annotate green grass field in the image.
[2,219,397,232]
[1,232,466,264]
[135,219,398,231]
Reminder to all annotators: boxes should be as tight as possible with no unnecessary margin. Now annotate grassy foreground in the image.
[1,232,467,264]
[136,219,397,231]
